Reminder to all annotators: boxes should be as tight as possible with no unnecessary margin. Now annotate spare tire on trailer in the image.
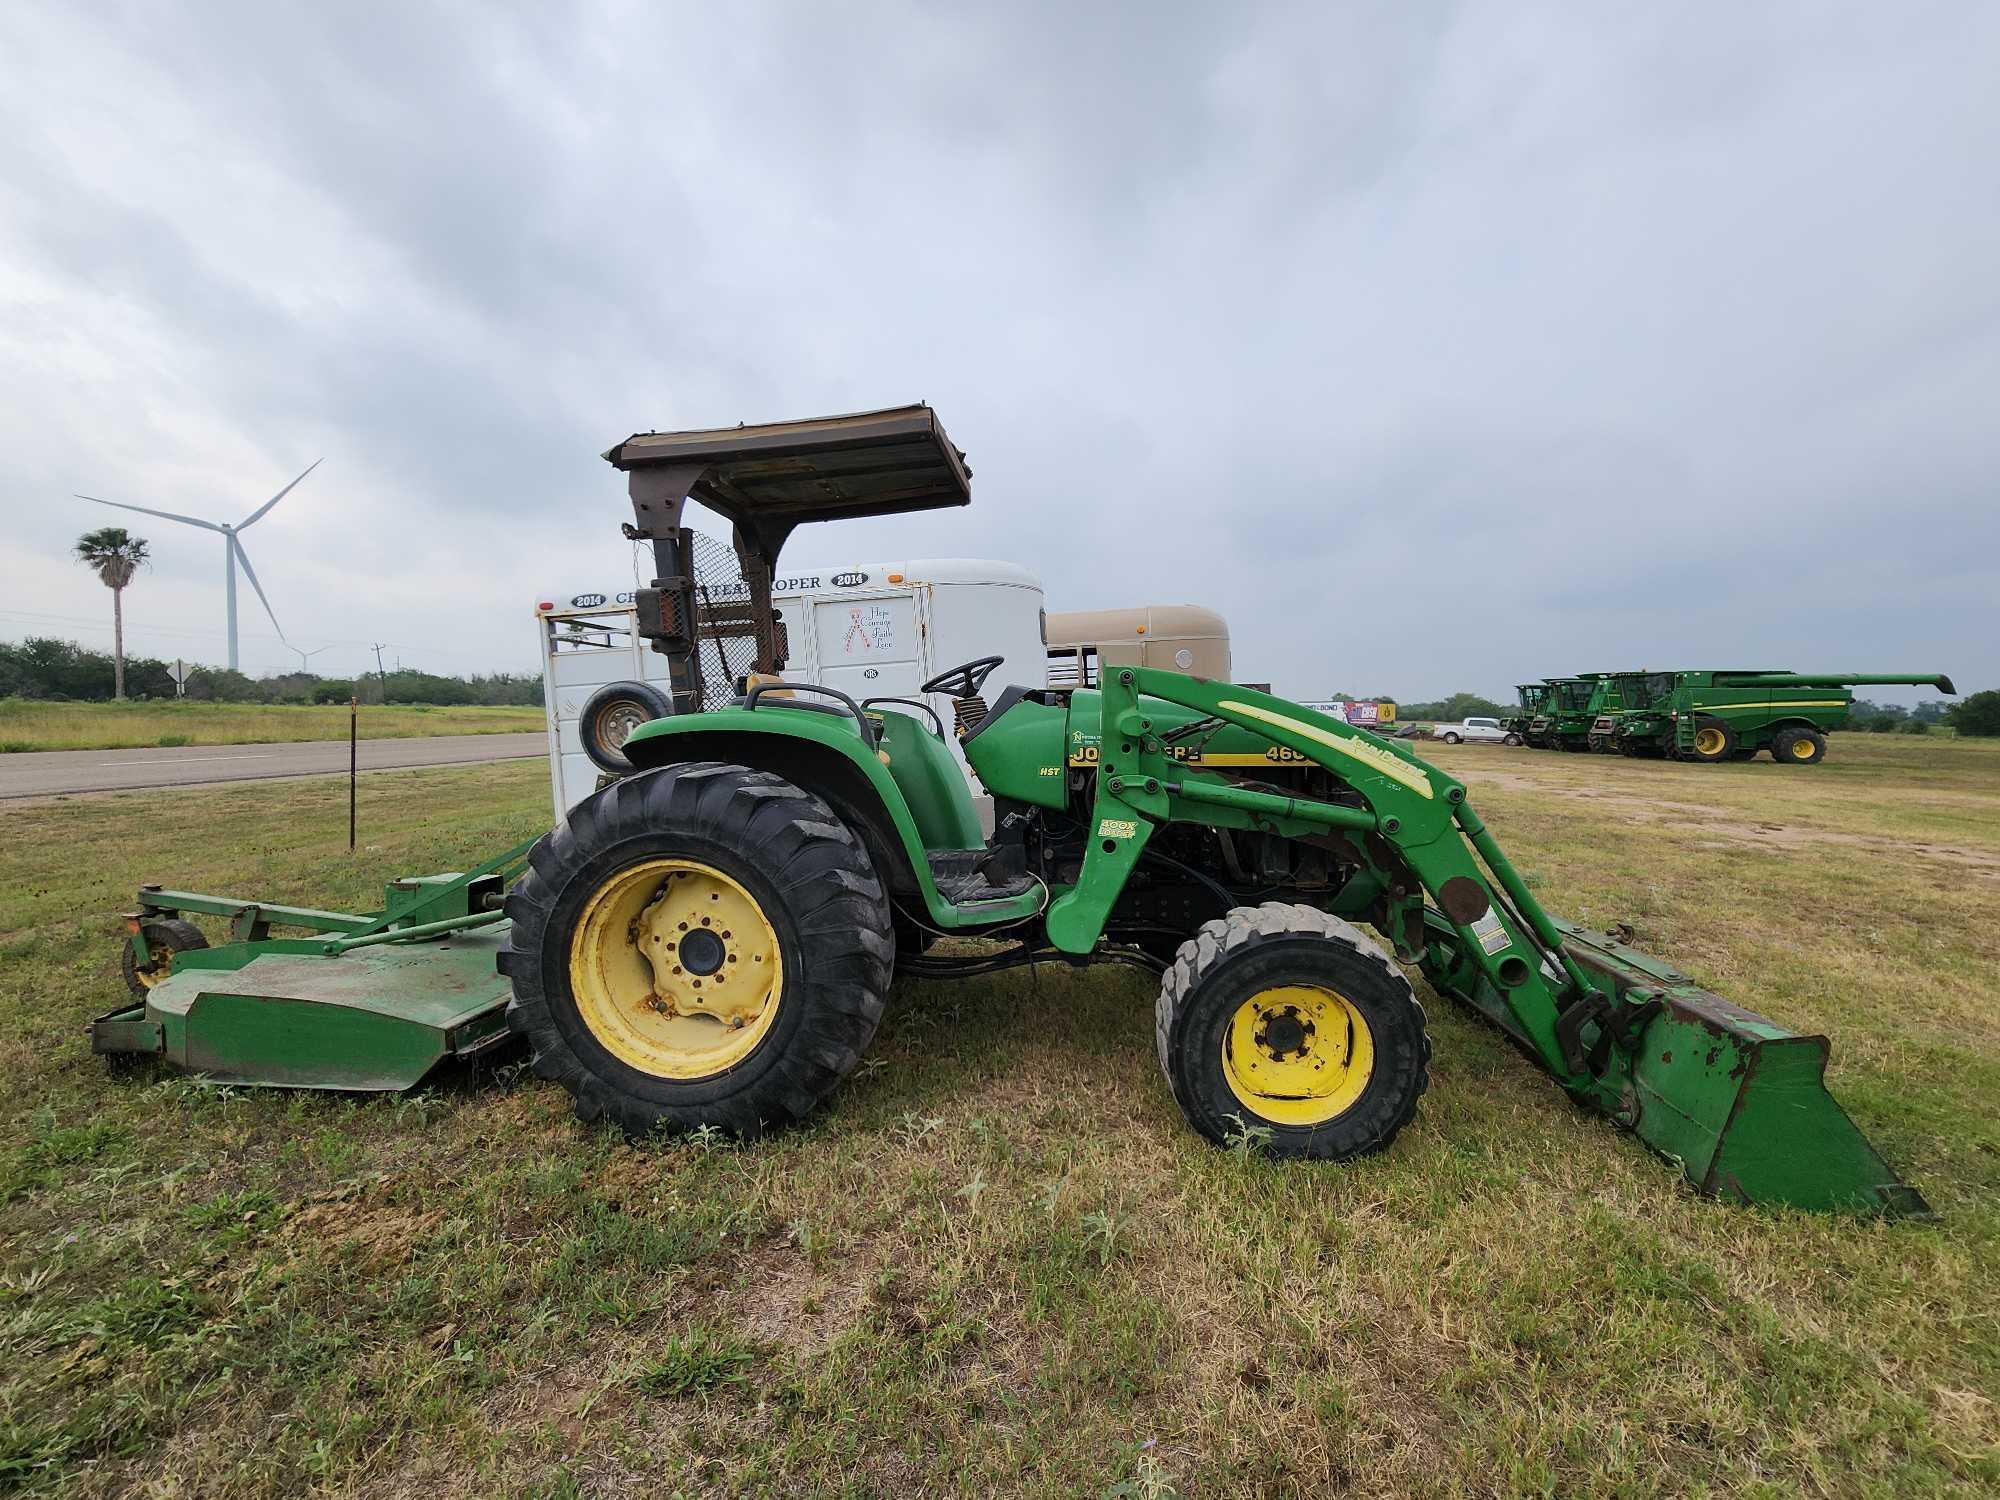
[500,762,894,1139]
[578,680,673,774]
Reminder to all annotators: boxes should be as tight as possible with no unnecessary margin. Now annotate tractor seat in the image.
[731,675,874,746]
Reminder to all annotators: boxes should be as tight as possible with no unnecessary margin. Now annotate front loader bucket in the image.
[1428,918,1929,1216]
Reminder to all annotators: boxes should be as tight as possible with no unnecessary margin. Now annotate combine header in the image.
[93,407,1928,1217]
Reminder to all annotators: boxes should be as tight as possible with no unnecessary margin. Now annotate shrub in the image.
[1948,689,2000,738]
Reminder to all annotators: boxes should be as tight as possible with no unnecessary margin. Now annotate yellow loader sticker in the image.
[1219,701,1435,800]
[1096,818,1139,840]
[1067,739,1313,768]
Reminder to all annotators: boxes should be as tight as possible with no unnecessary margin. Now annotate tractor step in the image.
[925,849,1039,906]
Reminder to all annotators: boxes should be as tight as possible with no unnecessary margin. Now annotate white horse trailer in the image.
[536,559,1046,821]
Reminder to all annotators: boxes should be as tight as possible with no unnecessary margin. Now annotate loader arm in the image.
[1044,668,1925,1215]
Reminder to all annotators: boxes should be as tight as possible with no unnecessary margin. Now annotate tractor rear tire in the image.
[120,918,207,999]
[500,762,894,1140]
[1772,726,1828,765]
[1155,903,1429,1161]
[1687,716,1738,763]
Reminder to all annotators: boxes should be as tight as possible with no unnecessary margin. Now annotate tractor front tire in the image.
[501,762,893,1140]
[1771,726,1828,765]
[1155,903,1429,1161]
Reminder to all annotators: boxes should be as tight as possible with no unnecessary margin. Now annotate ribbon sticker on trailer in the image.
[843,604,896,654]
[1469,909,1510,955]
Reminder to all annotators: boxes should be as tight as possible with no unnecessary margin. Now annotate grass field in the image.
[1,737,1995,1496]
[0,699,543,753]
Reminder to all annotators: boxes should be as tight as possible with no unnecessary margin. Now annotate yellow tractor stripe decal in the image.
[1702,701,1847,712]
[1219,700,1434,799]
[1067,752,1314,768]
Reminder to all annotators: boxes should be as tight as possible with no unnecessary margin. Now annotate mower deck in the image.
[93,927,515,1092]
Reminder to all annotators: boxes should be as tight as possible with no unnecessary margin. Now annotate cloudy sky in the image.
[2,2,1993,704]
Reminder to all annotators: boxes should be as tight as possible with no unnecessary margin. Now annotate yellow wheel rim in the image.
[1694,726,1727,756]
[1221,985,1374,1127]
[1790,737,1817,760]
[135,943,175,990]
[568,858,783,1080]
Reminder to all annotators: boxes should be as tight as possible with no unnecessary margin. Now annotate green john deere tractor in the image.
[92,407,1928,1216]
[1603,670,1957,764]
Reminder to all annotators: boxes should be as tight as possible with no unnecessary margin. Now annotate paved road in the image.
[0,732,547,800]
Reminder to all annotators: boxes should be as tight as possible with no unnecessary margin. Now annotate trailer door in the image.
[808,590,922,705]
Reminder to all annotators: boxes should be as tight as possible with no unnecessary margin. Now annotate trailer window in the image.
[547,616,632,653]
[1047,645,1098,689]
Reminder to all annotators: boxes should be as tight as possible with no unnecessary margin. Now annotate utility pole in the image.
[371,642,389,695]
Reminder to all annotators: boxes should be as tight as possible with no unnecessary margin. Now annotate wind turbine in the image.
[76,460,320,671]
[288,642,335,672]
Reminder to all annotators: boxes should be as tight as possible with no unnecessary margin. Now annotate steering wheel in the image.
[921,654,1005,699]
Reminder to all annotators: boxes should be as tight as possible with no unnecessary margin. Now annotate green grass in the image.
[0,739,1995,1495]
[0,698,542,752]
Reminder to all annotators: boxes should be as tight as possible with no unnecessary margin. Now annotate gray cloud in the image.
[1,0,1993,701]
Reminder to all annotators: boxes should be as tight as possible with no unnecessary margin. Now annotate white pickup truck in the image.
[1434,717,1522,746]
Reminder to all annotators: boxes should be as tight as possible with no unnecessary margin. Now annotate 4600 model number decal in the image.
[1066,744,1311,767]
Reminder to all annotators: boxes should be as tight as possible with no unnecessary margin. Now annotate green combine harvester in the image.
[91,407,1928,1216]
[1600,670,1956,763]
[1528,674,1625,752]
[1502,681,1553,744]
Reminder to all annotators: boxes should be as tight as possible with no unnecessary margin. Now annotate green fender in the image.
[620,706,1040,929]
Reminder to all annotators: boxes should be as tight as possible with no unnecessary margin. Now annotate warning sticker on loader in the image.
[1096,818,1138,840]
[1469,909,1510,955]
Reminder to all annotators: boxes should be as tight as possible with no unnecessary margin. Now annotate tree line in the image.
[0,637,543,707]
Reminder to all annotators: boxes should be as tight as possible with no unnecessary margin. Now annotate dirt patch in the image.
[1457,766,2000,878]
[278,1179,445,1272]
[724,1243,870,1357]
[1685,821,2000,876]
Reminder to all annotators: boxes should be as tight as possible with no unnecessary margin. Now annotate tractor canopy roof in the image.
[605,404,971,567]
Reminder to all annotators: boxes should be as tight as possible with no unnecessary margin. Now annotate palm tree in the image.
[74,526,151,699]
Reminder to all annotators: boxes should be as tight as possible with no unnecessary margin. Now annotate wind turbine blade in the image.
[238,458,321,529]
[75,495,223,531]
[231,535,286,642]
